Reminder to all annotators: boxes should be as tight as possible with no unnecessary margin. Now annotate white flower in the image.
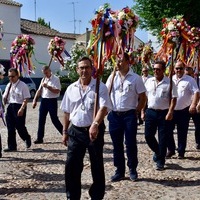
[168,22,175,31]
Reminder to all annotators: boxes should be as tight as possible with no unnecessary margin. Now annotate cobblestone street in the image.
[0,101,200,200]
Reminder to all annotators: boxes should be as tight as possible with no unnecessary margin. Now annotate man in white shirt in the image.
[184,66,200,149]
[144,61,177,170]
[106,52,146,182]
[166,61,199,158]
[60,56,112,200]
[32,65,63,144]
[3,68,31,152]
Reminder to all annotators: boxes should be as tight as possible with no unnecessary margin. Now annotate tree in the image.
[37,17,50,28]
[133,0,200,37]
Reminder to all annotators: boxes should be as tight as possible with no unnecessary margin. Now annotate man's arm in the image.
[136,92,146,113]
[89,106,108,142]
[18,98,29,116]
[62,112,70,146]
[166,97,177,120]
[190,92,199,114]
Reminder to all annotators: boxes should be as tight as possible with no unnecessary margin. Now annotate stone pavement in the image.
[0,100,200,200]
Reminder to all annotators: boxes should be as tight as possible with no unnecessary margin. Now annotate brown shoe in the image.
[166,151,175,158]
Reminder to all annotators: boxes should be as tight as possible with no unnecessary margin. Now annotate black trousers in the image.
[65,123,105,200]
[6,103,30,149]
[37,98,63,140]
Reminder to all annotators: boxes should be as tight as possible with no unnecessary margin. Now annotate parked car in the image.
[0,76,37,99]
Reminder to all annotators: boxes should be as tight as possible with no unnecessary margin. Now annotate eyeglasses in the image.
[78,66,91,70]
[153,68,161,71]
[8,75,16,78]
[185,67,193,71]
[175,67,184,70]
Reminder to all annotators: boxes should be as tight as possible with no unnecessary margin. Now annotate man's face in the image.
[142,68,148,76]
[76,60,93,80]
[174,62,185,78]
[153,64,164,80]
[8,71,19,83]
[116,55,128,71]
[185,67,194,77]
[43,69,51,78]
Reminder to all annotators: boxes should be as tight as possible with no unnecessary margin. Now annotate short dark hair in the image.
[8,68,19,76]
[42,65,51,71]
[154,60,166,69]
[78,56,93,67]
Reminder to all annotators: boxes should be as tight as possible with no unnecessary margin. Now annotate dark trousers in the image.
[108,110,138,175]
[65,123,105,200]
[167,107,190,155]
[37,98,63,140]
[191,113,200,145]
[145,109,170,165]
[6,103,30,149]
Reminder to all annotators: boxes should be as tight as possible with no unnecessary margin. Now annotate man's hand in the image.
[189,103,197,114]
[32,100,37,109]
[17,108,24,116]
[62,134,68,146]
[89,124,99,142]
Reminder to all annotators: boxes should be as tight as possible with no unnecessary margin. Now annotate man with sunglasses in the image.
[166,61,199,159]
[144,60,177,170]
[3,68,31,152]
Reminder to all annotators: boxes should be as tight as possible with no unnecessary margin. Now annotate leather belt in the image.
[72,124,90,132]
[113,109,135,116]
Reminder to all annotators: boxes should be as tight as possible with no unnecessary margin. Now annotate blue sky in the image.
[17,0,148,42]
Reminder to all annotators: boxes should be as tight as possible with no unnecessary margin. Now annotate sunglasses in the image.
[142,70,148,72]
[153,68,161,71]
[175,67,184,70]
[8,75,16,78]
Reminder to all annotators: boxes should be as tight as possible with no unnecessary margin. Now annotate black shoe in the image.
[166,151,175,158]
[130,170,138,181]
[111,173,125,182]
[34,139,43,144]
[196,144,200,150]
[4,148,17,152]
[0,152,2,158]
[25,135,32,148]
[178,154,184,159]
[156,163,164,171]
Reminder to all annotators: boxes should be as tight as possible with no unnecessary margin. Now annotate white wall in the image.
[0,3,21,60]
[30,35,74,78]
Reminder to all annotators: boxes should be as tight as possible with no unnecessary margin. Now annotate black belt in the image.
[72,124,90,132]
[113,109,135,116]
[148,108,168,112]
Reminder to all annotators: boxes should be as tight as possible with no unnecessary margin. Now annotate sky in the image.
[16,0,148,42]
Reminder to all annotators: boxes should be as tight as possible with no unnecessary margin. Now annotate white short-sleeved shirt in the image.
[3,80,31,104]
[60,78,112,127]
[41,74,61,98]
[106,68,146,112]
[145,76,178,110]
[173,74,199,110]
[142,74,153,84]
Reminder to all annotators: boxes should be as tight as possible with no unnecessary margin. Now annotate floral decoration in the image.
[47,36,66,66]
[10,34,35,76]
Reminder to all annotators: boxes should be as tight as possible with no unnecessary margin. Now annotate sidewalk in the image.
[0,101,200,200]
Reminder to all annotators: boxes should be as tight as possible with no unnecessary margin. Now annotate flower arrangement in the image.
[10,34,35,76]
[47,36,66,66]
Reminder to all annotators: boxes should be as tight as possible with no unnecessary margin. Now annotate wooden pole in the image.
[93,29,104,119]
[169,45,174,104]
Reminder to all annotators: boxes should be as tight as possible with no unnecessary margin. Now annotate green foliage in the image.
[37,17,50,28]
[134,0,200,38]
[63,42,87,83]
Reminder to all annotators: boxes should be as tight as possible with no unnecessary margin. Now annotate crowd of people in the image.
[1,53,200,200]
